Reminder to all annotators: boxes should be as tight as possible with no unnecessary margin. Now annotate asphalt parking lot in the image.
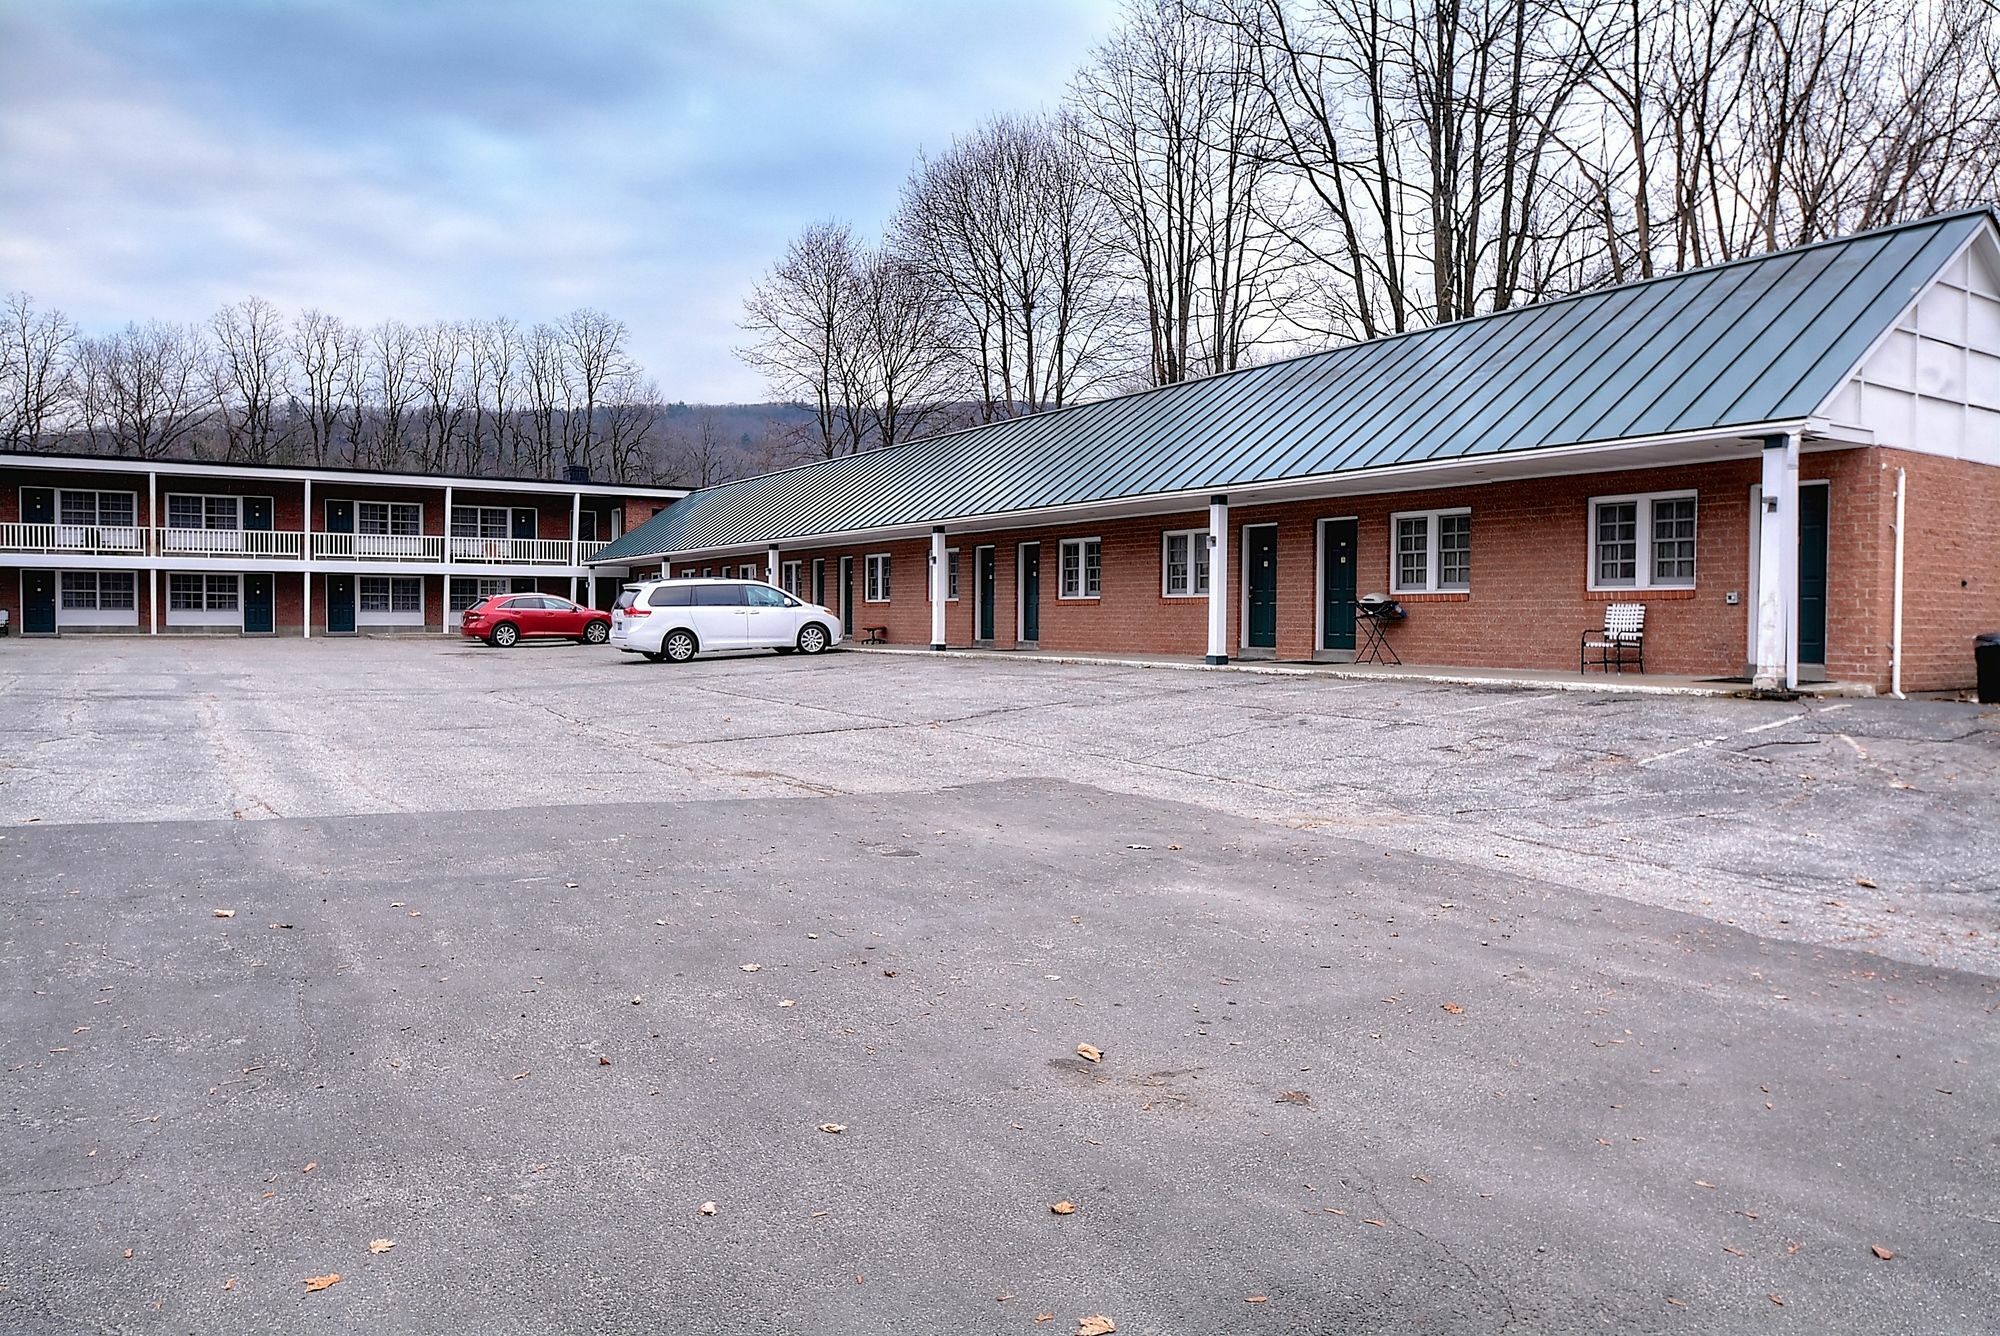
[2,637,1996,1334]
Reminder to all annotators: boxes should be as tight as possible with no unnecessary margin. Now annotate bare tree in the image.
[290,309,351,465]
[209,296,290,463]
[416,319,469,472]
[522,322,568,479]
[558,308,633,478]
[0,292,79,450]
[601,371,661,483]
[666,408,742,487]
[367,319,419,471]
[74,322,215,460]
[738,220,871,459]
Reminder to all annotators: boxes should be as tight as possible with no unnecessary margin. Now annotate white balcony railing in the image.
[0,522,147,555]
[157,527,307,559]
[447,535,574,565]
[311,533,446,562]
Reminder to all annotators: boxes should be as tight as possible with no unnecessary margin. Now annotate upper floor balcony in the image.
[0,523,617,566]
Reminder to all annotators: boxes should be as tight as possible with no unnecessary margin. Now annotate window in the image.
[450,577,510,611]
[1390,509,1471,593]
[60,571,136,610]
[360,501,422,536]
[167,494,243,530]
[782,561,803,597]
[694,584,744,607]
[647,584,693,608]
[169,573,238,611]
[1059,538,1101,599]
[58,490,137,528]
[360,577,421,613]
[450,506,511,538]
[1162,529,1211,597]
[1591,492,1697,589]
[865,554,892,603]
[926,549,961,603]
[745,585,787,608]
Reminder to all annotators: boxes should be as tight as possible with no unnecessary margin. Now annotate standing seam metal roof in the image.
[598,209,1990,562]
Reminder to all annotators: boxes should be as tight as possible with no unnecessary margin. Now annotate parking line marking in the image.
[1636,704,1852,767]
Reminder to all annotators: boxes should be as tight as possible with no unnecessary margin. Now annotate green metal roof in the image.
[599,209,1991,563]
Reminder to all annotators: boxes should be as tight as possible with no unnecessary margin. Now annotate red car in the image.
[461,593,611,648]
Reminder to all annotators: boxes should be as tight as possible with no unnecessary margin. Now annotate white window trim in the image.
[357,575,426,626]
[1160,528,1211,598]
[927,548,961,603]
[782,560,804,597]
[1058,537,1101,600]
[165,492,246,530]
[1390,508,1471,594]
[165,572,242,627]
[864,553,892,604]
[360,500,425,536]
[1587,490,1698,592]
[56,570,139,626]
[56,487,140,528]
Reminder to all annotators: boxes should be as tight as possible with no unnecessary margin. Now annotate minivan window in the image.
[614,589,640,611]
[745,585,786,608]
[693,584,745,607]
[648,584,693,608]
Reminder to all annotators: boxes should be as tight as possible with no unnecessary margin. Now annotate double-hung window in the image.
[1059,538,1101,599]
[1161,529,1211,597]
[58,490,137,528]
[450,577,511,611]
[782,561,803,597]
[360,501,422,535]
[1590,492,1697,589]
[60,571,136,610]
[1390,509,1471,593]
[359,576,422,613]
[927,549,961,602]
[169,573,239,612]
[167,494,242,530]
[864,554,892,603]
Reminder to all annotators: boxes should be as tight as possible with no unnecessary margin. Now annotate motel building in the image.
[591,209,2000,695]
[0,455,684,637]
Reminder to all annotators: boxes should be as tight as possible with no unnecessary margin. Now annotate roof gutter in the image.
[590,418,1814,566]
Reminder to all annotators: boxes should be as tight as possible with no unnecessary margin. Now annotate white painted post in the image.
[302,477,312,639]
[147,471,158,636]
[767,545,781,588]
[441,484,454,633]
[1205,495,1230,664]
[1752,433,1800,691]
[929,527,948,650]
[571,490,583,605]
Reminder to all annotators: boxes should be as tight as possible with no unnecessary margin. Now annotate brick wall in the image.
[1891,448,2000,692]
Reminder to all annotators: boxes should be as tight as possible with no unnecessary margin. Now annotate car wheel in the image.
[663,629,698,663]
[582,620,609,644]
[489,622,519,648]
[797,623,829,655]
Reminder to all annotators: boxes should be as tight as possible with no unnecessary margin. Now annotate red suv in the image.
[461,594,612,648]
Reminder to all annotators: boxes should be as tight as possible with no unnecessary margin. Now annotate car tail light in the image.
[624,606,651,616]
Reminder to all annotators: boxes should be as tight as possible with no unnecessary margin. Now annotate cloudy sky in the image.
[0,0,1123,400]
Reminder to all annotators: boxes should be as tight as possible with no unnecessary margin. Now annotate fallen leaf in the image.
[303,1273,340,1293]
[529,1162,551,1173]
[509,1070,531,1081]
[1077,1317,1116,1335]
[631,996,643,1005]
[1768,1294,1785,1307]
[122,1248,133,1259]
[302,1162,317,1174]
[1363,1218,1387,1228]
[223,1278,236,1292]
[740,964,761,973]
[1275,1090,1312,1106]
[1855,877,1878,888]
[1665,1295,1684,1307]
[1245,1295,1268,1304]
[997,1292,1014,1302]
[1870,1245,1895,1260]
[368,1239,395,1254]
[212,909,236,919]
[1076,1043,1103,1063]
[1723,1245,1746,1258]
[1441,1002,1464,1015]
[810,1210,830,1218]
[1050,1200,1076,1215]
[818,1123,846,1134]
[598,1056,611,1066]
[779,999,797,1008]
[1035,1316,1054,1325]
[698,1201,717,1216]
[1695,1180,1716,1190]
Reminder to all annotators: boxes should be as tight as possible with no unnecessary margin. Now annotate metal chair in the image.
[1580,603,1646,673]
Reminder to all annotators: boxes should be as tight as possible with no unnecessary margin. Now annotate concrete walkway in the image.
[855,643,1875,697]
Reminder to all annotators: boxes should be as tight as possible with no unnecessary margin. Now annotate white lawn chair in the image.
[1580,603,1645,673]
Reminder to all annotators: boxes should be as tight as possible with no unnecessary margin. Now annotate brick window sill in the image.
[1586,588,1699,601]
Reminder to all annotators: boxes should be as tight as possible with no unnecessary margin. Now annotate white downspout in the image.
[1890,467,1906,699]
[302,476,312,639]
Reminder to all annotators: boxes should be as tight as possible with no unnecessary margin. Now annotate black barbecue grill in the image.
[1353,593,1406,665]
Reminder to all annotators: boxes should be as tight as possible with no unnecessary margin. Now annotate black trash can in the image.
[1978,632,2000,704]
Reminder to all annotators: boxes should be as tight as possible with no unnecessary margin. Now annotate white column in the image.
[767,545,781,587]
[1205,495,1230,664]
[147,471,158,636]
[441,484,454,633]
[1752,433,1800,691]
[929,527,948,650]
[302,477,312,639]
[571,490,584,605]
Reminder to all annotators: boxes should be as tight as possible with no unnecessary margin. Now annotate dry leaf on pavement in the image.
[1076,1043,1103,1063]
[1441,1002,1464,1015]
[368,1239,395,1254]
[740,963,761,973]
[1050,1200,1076,1215]
[1870,1245,1895,1260]
[1245,1295,1268,1303]
[698,1201,718,1216]
[819,1123,846,1134]
[212,909,236,918]
[1035,1317,1054,1325]
[303,1273,341,1292]
[1077,1316,1116,1335]
[122,1249,133,1259]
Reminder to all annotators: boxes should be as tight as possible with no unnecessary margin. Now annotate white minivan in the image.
[609,578,844,663]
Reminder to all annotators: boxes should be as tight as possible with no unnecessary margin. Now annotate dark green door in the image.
[22,571,56,634]
[839,557,854,635]
[1320,519,1357,652]
[325,574,355,633]
[22,488,53,525]
[244,574,274,634]
[325,500,353,533]
[512,507,537,540]
[813,559,826,607]
[976,547,996,641]
[243,497,273,531]
[1798,484,1829,668]
[1019,544,1040,642]
[1246,525,1278,650]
